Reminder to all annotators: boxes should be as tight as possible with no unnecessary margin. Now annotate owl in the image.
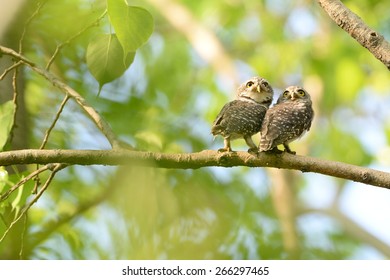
[259,86,314,154]
[211,76,274,152]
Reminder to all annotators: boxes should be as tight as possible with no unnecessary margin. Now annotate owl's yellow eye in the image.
[246,81,254,88]
[297,89,306,96]
[283,91,289,97]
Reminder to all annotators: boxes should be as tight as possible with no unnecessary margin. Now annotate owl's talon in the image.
[285,150,296,155]
[264,147,283,154]
[217,148,232,153]
[247,147,259,154]
[283,144,296,155]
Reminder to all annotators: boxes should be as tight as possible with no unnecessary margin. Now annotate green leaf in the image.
[107,0,154,53]
[0,101,15,151]
[86,33,135,89]
[0,167,8,193]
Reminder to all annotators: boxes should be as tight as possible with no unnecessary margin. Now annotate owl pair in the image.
[211,76,314,154]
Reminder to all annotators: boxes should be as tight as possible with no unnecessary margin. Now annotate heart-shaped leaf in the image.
[107,0,154,53]
[86,33,135,89]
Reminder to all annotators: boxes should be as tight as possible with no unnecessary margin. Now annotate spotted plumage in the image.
[211,76,274,152]
[259,86,314,154]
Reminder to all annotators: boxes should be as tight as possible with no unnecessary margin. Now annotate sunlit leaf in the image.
[86,33,135,90]
[0,101,15,151]
[107,0,154,53]
[0,167,8,193]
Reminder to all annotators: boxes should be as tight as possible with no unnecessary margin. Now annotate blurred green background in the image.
[0,0,390,259]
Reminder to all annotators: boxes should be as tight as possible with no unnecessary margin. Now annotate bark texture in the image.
[318,0,390,69]
[0,149,389,189]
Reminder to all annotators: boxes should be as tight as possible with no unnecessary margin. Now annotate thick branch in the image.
[317,0,390,70]
[0,149,389,189]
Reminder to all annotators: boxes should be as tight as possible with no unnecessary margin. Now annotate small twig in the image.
[45,9,107,70]
[18,0,47,54]
[8,66,20,146]
[0,61,23,80]
[0,163,65,244]
[0,46,35,66]
[39,94,70,149]
[32,175,41,195]
[29,64,121,148]
[12,69,19,104]
[34,94,70,193]
[0,45,121,149]
[0,164,54,202]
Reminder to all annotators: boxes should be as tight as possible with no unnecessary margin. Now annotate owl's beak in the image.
[256,85,261,93]
[290,93,296,100]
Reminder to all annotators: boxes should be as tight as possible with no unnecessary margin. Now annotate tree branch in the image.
[0,149,389,189]
[0,163,65,243]
[317,0,390,70]
[0,164,54,202]
[0,45,123,149]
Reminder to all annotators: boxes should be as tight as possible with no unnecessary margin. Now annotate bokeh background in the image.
[1,0,390,259]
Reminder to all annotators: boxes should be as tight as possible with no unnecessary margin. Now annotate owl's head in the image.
[237,76,273,106]
[277,86,311,104]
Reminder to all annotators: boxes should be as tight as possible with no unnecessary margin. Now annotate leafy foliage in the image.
[86,34,135,90]
[0,101,15,151]
[107,0,154,52]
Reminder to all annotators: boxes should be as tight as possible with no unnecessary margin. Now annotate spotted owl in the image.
[259,86,314,154]
[211,76,274,153]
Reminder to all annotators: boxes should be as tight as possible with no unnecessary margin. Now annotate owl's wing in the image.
[261,103,296,150]
[259,108,278,150]
[288,101,314,136]
[211,101,237,135]
[303,104,314,132]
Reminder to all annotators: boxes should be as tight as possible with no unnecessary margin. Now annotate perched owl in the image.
[211,76,274,152]
[259,86,314,154]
